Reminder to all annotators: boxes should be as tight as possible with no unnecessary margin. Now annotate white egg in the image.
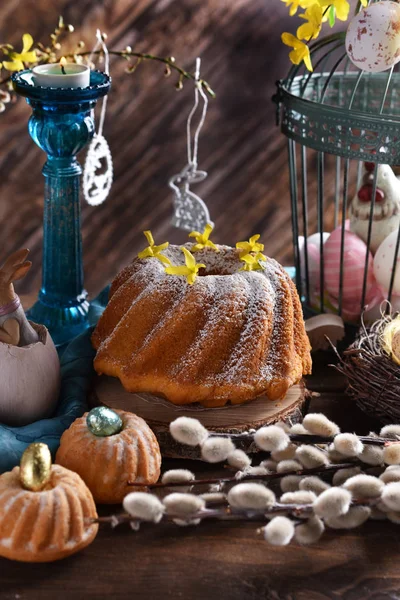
[307,232,330,250]
[346,2,400,73]
[374,230,400,294]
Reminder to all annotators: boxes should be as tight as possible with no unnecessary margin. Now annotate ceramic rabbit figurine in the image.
[0,249,39,346]
[350,163,400,254]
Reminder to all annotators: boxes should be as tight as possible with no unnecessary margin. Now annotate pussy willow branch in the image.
[92,498,379,528]
[209,431,394,445]
[128,461,359,489]
[93,505,312,526]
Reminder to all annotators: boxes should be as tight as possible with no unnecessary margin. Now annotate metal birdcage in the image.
[274,22,400,327]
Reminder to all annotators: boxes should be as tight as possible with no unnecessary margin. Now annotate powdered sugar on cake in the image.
[92,243,312,406]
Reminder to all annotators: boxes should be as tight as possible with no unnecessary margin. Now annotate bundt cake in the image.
[0,462,98,562]
[56,409,161,504]
[92,241,312,407]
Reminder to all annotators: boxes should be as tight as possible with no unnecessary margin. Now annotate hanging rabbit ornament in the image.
[83,30,113,206]
[169,58,214,231]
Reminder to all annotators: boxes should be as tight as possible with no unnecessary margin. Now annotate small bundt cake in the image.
[56,409,161,504]
[92,243,311,407]
[0,464,98,562]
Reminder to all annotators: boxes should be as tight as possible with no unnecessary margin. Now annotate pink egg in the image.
[324,227,376,305]
[301,243,320,293]
[328,284,382,323]
[305,242,322,291]
[326,294,361,323]
[298,234,328,293]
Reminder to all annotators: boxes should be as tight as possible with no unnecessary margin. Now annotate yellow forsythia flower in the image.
[188,223,219,252]
[297,4,323,40]
[3,34,37,71]
[165,247,206,285]
[281,0,319,17]
[239,252,266,272]
[138,230,171,266]
[319,0,350,22]
[236,234,265,258]
[281,32,313,72]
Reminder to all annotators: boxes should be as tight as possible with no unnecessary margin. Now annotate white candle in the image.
[32,62,90,89]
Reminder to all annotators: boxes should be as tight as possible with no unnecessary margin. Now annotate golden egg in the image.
[20,443,52,492]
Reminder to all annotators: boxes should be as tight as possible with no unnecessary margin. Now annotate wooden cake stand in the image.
[90,376,308,459]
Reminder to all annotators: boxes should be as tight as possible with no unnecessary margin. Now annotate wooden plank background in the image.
[0,0,297,297]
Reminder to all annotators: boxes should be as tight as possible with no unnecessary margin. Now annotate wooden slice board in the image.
[90,376,308,459]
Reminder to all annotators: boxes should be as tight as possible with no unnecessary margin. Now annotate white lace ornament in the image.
[170,58,213,232]
[83,30,113,206]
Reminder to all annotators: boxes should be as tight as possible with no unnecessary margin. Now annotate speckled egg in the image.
[346,2,400,73]
[374,229,400,294]
[324,227,376,304]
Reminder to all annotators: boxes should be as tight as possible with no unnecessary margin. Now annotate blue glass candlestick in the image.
[12,70,111,346]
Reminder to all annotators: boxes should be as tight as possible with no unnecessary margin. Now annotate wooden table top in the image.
[2,354,400,600]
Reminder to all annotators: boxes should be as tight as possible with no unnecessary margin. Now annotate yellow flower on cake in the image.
[138,230,171,266]
[281,0,319,17]
[297,4,323,40]
[281,33,313,72]
[165,247,206,285]
[3,34,37,71]
[239,252,266,272]
[236,234,265,258]
[189,223,218,252]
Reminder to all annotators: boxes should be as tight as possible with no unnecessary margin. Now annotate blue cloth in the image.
[284,266,296,281]
[0,288,109,473]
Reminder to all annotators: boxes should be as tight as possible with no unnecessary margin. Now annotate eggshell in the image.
[374,230,400,294]
[346,2,400,73]
[324,227,376,305]
[0,323,60,426]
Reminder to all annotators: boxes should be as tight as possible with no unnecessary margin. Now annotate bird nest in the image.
[335,306,400,424]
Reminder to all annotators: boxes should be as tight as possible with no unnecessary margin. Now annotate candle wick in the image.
[61,64,66,75]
